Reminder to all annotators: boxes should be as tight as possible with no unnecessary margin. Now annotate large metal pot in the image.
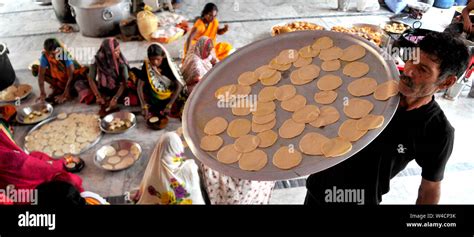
[0,43,16,91]
[69,0,131,37]
[52,0,76,23]
[33,0,52,5]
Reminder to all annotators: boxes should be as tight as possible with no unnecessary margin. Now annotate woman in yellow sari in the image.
[137,43,184,123]
[184,3,232,61]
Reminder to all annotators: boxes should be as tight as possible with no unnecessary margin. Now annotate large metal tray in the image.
[24,114,103,159]
[0,85,33,103]
[183,30,400,181]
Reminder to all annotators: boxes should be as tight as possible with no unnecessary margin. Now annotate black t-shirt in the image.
[306,97,454,205]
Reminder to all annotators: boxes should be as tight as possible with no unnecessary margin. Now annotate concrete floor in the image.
[1,0,473,204]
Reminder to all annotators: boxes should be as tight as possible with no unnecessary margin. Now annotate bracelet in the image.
[166,104,172,109]
[142,105,150,110]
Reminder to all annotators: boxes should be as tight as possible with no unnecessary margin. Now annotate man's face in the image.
[399,51,445,98]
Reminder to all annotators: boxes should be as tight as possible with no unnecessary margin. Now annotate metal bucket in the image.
[69,0,131,37]
[0,43,16,91]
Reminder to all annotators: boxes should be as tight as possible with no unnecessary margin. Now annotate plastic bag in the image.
[137,5,159,41]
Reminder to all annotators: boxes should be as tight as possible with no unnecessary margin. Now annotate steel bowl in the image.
[351,23,389,47]
[16,102,54,125]
[381,20,411,35]
[271,21,326,37]
[94,140,142,171]
[100,111,136,134]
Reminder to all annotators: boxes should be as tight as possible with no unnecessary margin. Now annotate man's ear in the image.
[438,75,457,90]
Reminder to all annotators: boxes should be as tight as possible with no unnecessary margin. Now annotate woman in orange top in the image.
[184,3,232,61]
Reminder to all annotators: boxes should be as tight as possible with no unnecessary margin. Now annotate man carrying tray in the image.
[305,32,470,205]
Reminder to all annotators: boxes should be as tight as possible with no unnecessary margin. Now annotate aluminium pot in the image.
[69,0,132,37]
[0,43,16,91]
[33,0,52,5]
[52,0,76,23]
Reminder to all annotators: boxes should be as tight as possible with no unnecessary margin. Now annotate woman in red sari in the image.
[0,125,84,201]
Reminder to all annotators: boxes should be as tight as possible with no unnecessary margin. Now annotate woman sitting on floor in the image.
[88,38,138,114]
[137,43,184,122]
[184,2,233,61]
[0,125,84,203]
[131,132,205,205]
[33,38,89,104]
[181,36,215,94]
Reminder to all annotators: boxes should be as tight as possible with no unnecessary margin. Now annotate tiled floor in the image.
[1,0,473,204]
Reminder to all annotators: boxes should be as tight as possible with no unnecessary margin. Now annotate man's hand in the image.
[416,178,441,205]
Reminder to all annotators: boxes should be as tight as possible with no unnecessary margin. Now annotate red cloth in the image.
[0,193,13,205]
[0,131,84,196]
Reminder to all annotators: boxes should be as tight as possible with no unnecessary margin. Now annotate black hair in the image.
[147,44,166,58]
[419,32,470,80]
[36,181,86,206]
[43,38,60,52]
[201,3,218,18]
[146,44,174,78]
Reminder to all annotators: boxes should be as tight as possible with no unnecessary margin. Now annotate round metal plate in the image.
[16,102,54,125]
[183,30,400,181]
[94,139,142,171]
[24,114,103,159]
[0,85,33,103]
